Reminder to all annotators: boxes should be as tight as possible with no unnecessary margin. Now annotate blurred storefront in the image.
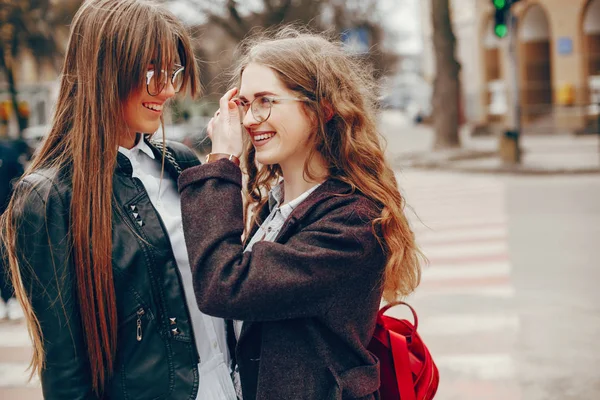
[421,0,600,134]
[0,46,59,137]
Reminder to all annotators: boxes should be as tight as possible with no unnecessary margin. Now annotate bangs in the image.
[136,23,178,93]
[149,27,179,69]
[143,28,197,97]
[117,4,199,99]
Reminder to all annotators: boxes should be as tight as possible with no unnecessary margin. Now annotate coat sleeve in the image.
[12,178,97,399]
[178,160,386,322]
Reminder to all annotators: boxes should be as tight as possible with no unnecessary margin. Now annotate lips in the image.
[142,102,163,113]
[254,133,275,141]
[251,131,276,146]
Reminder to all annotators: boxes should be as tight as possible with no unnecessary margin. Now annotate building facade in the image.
[421,0,600,133]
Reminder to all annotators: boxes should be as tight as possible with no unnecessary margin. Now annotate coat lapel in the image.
[236,178,353,349]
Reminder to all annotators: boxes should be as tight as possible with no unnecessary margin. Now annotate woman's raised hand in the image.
[207,88,244,157]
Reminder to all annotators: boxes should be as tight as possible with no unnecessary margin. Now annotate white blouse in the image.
[118,138,236,400]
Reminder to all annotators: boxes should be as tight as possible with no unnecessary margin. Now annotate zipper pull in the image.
[136,308,145,342]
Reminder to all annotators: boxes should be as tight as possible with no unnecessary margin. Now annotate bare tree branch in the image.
[265,0,292,27]
[207,12,246,40]
[163,0,399,100]
[226,0,249,37]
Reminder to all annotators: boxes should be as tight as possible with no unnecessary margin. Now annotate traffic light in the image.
[493,0,509,38]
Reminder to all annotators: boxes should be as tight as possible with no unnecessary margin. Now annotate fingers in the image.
[209,87,244,156]
[224,87,239,102]
[219,87,239,114]
[227,100,241,126]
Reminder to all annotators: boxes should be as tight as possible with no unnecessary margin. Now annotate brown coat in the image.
[179,159,386,400]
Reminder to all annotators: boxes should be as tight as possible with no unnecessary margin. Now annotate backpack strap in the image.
[390,330,417,400]
[149,139,182,174]
[146,138,201,179]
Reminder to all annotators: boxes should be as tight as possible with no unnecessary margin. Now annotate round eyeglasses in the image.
[234,95,307,123]
[146,64,185,96]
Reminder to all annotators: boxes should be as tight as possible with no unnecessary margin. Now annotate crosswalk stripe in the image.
[416,226,506,241]
[418,234,507,247]
[434,354,515,380]
[418,314,519,336]
[415,285,515,298]
[425,252,509,267]
[0,363,39,387]
[411,212,506,223]
[422,261,510,280]
[422,242,507,259]
[406,195,505,204]
[410,220,507,232]
[419,275,510,289]
[0,346,33,364]
[0,323,33,347]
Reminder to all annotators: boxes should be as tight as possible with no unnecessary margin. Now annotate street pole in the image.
[505,7,521,163]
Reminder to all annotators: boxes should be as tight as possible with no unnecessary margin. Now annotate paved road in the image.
[395,170,600,400]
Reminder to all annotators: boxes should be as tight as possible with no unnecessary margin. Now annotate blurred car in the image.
[158,116,212,155]
[22,124,51,156]
[379,73,432,123]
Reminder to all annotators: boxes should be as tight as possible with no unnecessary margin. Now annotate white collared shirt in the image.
[118,138,236,400]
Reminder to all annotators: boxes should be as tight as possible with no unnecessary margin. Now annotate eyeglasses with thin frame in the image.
[146,64,185,96]
[234,95,308,123]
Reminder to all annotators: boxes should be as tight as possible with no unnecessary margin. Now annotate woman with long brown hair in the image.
[1,0,236,398]
[178,27,423,399]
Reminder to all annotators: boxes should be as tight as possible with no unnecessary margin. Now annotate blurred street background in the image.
[1,0,600,399]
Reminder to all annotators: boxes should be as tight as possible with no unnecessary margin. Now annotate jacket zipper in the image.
[168,251,201,363]
[136,308,145,341]
[128,177,201,364]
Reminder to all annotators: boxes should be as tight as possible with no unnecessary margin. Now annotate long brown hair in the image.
[1,0,199,394]
[235,27,422,302]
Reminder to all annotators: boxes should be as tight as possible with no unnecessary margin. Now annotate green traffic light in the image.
[495,24,508,38]
[493,0,506,9]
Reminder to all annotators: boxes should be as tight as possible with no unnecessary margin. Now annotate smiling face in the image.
[238,63,316,175]
[121,63,178,148]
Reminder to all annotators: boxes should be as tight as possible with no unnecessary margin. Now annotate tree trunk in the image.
[431,0,461,149]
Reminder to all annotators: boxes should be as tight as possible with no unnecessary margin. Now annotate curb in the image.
[396,157,600,175]
[395,150,496,164]
[406,163,600,175]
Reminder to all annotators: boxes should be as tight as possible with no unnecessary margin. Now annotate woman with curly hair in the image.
[179,28,422,399]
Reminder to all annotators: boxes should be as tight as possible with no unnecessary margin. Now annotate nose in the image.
[242,106,259,129]
[158,79,176,100]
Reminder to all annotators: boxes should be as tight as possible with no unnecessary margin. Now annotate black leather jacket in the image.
[12,138,201,399]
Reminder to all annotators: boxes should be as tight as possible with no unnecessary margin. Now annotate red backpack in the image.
[368,301,439,400]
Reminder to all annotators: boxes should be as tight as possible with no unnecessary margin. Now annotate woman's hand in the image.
[207,87,244,157]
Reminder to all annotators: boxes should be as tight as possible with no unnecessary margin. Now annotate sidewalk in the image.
[379,110,600,175]
[0,320,41,400]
